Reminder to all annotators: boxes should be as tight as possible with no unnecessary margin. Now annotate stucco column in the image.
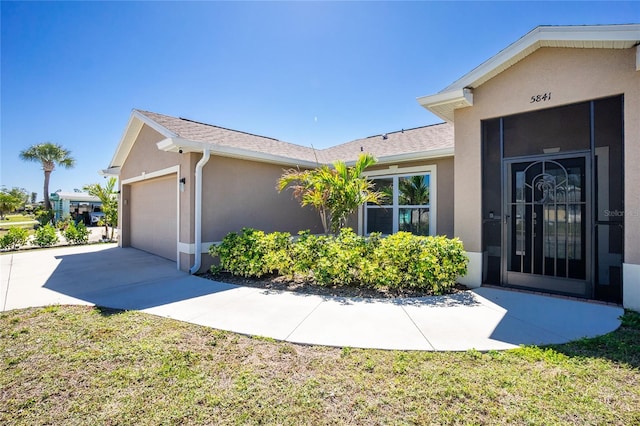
[623,88,640,311]
[453,117,483,288]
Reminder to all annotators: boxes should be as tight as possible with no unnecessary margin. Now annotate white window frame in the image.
[359,164,437,236]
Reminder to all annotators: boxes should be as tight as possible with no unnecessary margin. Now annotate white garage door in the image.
[129,174,177,261]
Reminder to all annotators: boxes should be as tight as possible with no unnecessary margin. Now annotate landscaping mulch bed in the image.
[200,271,468,299]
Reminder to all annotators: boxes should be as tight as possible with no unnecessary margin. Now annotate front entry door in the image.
[503,155,591,297]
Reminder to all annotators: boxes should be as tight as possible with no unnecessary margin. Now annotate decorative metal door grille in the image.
[508,158,586,280]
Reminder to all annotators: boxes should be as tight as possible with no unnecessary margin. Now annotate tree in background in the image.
[278,154,384,234]
[0,187,28,219]
[83,177,118,241]
[399,175,430,235]
[19,142,75,210]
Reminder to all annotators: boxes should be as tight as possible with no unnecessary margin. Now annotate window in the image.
[364,169,434,236]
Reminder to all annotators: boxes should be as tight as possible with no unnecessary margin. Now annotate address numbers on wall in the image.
[530,93,552,103]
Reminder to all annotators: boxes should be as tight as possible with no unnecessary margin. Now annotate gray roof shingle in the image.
[136,109,453,164]
[321,124,453,163]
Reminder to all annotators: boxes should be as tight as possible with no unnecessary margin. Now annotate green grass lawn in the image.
[0,214,36,223]
[0,215,37,237]
[1,306,638,425]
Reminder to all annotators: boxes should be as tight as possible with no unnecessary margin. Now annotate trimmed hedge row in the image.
[209,228,468,295]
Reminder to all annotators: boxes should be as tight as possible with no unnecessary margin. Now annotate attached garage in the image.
[128,174,178,261]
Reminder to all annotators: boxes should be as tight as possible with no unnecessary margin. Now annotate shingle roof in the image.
[135,109,453,165]
[137,110,320,163]
[321,124,453,163]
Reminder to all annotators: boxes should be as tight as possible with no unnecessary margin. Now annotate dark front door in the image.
[503,155,592,297]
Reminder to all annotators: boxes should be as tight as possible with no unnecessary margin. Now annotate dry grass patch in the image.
[1,306,639,425]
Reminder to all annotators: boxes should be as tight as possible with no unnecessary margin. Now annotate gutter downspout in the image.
[189,149,211,274]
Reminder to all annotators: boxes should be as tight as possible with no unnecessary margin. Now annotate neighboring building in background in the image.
[50,191,102,225]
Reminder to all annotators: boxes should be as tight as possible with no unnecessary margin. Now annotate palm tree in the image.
[278,154,384,234]
[83,177,118,241]
[19,143,75,210]
[277,168,331,234]
[322,154,383,232]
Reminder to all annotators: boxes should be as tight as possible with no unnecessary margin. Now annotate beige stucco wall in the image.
[119,125,183,182]
[453,47,640,264]
[365,157,455,237]
[200,156,324,242]
[118,124,323,271]
[118,124,198,270]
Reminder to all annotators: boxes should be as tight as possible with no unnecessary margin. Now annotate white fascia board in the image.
[416,88,473,123]
[345,147,454,167]
[107,110,177,170]
[417,88,473,109]
[99,166,121,176]
[156,137,193,153]
[534,23,640,42]
[378,147,455,164]
[157,137,319,168]
[132,110,178,139]
[441,24,640,93]
[107,114,142,169]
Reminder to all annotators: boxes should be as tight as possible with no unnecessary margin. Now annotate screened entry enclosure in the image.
[366,174,431,236]
[482,96,624,302]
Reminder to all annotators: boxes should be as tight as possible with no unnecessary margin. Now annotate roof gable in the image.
[102,110,177,175]
[418,24,640,122]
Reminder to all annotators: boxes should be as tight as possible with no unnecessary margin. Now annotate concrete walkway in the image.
[1,244,624,351]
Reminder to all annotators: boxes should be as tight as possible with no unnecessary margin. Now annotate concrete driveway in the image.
[1,244,624,351]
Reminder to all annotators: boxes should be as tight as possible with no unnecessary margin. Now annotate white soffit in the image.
[418,24,640,122]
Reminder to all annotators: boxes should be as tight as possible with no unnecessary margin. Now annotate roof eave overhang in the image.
[99,166,121,177]
[342,147,455,167]
[374,147,455,165]
[416,89,474,123]
[157,137,319,168]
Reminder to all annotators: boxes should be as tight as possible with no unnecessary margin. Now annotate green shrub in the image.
[290,231,324,274]
[364,233,468,294]
[35,210,54,226]
[261,231,294,276]
[63,222,89,245]
[33,224,59,248]
[0,227,29,250]
[209,228,292,278]
[311,228,368,286]
[209,229,468,294]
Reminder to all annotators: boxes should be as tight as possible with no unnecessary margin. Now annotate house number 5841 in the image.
[530,93,551,103]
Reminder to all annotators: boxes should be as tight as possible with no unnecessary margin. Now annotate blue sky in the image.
[2,1,639,199]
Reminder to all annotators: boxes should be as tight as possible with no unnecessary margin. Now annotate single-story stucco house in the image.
[103,24,640,310]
